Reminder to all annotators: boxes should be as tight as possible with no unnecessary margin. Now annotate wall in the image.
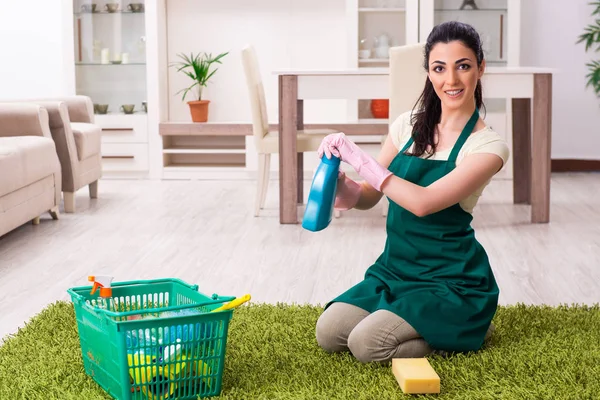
[0,0,597,159]
[521,0,600,160]
[0,0,75,100]
[166,0,348,124]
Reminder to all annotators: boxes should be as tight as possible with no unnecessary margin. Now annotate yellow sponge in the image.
[392,358,440,394]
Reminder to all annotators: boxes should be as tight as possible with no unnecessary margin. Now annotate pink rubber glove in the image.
[334,171,362,210]
[318,133,393,191]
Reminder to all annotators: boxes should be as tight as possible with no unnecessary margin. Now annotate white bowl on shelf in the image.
[358,49,371,60]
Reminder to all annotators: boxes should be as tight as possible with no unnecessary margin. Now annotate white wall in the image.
[166,0,348,124]
[0,0,75,100]
[521,0,600,160]
[1,0,598,159]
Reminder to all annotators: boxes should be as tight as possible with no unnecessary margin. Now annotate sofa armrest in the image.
[0,103,52,139]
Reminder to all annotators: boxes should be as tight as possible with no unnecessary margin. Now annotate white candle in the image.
[121,53,129,64]
[101,48,110,64]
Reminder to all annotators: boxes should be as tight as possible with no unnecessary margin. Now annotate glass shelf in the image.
[358,8,406,12]
[74,11,145,15]
[76,62,146,65]
[93,112,147,116]
[73,0,147,116]
[433,0,508,65]
[435,8,507,12]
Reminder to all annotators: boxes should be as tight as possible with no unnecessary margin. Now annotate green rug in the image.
[1,302,599,400]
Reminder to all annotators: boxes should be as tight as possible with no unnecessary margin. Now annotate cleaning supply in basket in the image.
[302,155,340,232]
[125,293,252,358]
[88,275,114,309]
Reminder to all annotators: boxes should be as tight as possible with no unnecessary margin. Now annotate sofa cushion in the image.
[70,122,101,161]
[0,136,59,198]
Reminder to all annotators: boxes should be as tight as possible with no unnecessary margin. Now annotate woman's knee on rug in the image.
[316,302,370,353]
[347,309,432,363]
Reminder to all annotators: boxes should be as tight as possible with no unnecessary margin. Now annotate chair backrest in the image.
[241,45,269,142]
[33,101,80,191]
[389,43,428,122]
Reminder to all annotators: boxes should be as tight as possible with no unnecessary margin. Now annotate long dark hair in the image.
[407,21,486,157]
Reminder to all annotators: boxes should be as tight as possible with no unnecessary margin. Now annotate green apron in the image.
[328,109,498,352]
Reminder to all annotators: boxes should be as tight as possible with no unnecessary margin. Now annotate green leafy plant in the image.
[577,1,600,96]
[171,52,229,101]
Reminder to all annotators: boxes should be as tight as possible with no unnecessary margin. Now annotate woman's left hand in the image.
[318,133,393,191]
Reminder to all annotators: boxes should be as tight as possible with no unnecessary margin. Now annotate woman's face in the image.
[427,40,485,112]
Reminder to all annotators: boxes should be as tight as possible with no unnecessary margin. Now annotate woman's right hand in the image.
[334,171,362,210]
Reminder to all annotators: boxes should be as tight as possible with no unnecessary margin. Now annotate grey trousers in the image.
[315,302,494,363]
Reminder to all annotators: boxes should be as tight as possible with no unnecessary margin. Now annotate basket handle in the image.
[84,295,237,318]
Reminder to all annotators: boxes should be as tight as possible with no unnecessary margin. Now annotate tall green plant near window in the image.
[577,1,600,97]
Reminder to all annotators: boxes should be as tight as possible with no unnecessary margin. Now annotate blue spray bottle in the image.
[302,155,340,232]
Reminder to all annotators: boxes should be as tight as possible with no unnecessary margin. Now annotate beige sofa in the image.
[30,96,102,213]
[0,104,62,237]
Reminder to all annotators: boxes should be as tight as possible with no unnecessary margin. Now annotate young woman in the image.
[315,21,509,363]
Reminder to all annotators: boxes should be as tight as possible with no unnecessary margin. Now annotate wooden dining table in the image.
[274,67,553,225]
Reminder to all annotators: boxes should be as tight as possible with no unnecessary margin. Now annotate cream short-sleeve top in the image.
[389,111,510,214]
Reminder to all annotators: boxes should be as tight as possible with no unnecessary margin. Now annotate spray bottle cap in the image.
[88,275,114,298]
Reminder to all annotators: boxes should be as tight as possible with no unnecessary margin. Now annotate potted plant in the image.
[171,51,229,122]
[577,1,600,98]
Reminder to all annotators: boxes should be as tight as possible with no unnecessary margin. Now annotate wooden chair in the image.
[241,45,341,216]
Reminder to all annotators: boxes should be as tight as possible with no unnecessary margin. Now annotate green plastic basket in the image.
[67,278,236,400]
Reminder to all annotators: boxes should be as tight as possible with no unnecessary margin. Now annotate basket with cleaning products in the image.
[67,276,251,400]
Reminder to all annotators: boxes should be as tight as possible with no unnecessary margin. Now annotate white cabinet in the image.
[95,114,149,176]
[346,0,420,68]
[101,143,150,173]
[346,0,420,123]
[419,0,520,67]
[71,0,151,177]
[348,0,522,67]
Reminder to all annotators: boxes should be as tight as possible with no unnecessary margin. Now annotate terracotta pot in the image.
[370,99,389,119]
[188,100,210,122]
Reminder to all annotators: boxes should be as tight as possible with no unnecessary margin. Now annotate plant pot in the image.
[370,99,389,119]
[187,100,210,122]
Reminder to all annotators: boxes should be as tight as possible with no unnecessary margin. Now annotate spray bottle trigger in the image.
[90,281,101,295]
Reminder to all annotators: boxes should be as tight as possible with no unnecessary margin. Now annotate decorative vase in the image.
[374,33,392,59]
[460,0,478,10]
[370,99,389,119]
[188,100,210,122]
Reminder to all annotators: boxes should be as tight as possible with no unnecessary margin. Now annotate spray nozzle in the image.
[88,275,114,298]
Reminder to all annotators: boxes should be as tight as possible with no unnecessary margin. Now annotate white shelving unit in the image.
[419,0,521,67]
[71,0,152,178]
[348,0,420,69]
[161,133,246,170]
[346,0,420,127]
